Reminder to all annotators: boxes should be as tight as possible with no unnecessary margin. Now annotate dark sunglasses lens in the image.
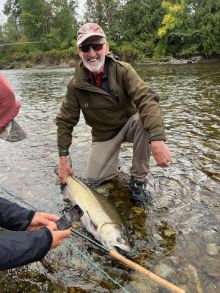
[81,44,90,52]
[80,44,103,52]
[92,44,103,51]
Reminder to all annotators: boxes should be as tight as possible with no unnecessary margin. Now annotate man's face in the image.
[78,37,109,73]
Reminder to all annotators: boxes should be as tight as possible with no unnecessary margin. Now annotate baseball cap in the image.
[77,23,106,47]
[0,75,27,142]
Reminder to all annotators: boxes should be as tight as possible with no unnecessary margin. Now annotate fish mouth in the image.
[106,241,131,254]
[113,245,131,257]
[99,223,131,254]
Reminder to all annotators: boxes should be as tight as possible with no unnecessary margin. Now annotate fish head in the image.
[99,223,131,253]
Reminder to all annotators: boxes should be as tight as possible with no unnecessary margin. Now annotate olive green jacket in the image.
[56,55,166,156]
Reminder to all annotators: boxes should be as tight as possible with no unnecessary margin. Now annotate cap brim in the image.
[0,120,27,142]
[77,33,106,47]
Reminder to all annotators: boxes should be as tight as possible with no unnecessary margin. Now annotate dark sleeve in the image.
[0,227,52,270]
[56,79,80,156]
[0,197,35,231]
[125,63,166,141]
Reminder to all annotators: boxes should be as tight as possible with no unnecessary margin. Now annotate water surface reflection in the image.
[0,63,219,292]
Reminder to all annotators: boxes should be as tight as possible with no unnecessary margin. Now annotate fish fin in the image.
[90,219,98,232]
[84,211,98,233]
[66,155,72,167]
[54,166,59,176]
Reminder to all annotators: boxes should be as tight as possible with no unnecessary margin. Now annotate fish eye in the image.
[116,237,125,244]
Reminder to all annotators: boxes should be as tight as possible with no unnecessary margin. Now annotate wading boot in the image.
[130,176,151,206]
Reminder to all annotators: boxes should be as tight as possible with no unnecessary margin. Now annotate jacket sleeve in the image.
[56,79,81,156]
[0,197,35,231]
[0,228,52,270]
[124,63,166,141]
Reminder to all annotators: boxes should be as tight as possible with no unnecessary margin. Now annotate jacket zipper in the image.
[74,86,111,96]
[74,86,120,104]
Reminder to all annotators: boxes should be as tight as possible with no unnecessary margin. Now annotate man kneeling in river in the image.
[0,75,71,270]
[56,23,171,206]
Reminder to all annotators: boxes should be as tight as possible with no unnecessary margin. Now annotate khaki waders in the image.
[86,112,150,184]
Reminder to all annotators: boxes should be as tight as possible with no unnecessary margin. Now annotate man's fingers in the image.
[47,221,58,231]
[58,229,72,238]
[59,167,73,183]
[60,175,67,184]
[162,159,171,166]
[50,229,72,248]
[46,214,60,222]
[38,218,51,226]
[34,212,60,225]
[153,150,172,167]
[159,159,171,167]
[59,170,67,184]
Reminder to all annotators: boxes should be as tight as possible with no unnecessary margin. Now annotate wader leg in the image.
[86,138,121,184]
[125,113,150,182]
[86,113,150,184]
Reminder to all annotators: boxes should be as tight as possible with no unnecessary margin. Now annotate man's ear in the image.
[104,42,110,55]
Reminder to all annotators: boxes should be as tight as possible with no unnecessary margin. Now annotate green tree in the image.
[49,0,77,44]
[191,0,220,56]
[19,0,51,40]
[120,0,164,56]
[156,0,220,57]
[3,0,78,49]
[158,0,184,38]
[84,0,122,39]
[3,0,22,39]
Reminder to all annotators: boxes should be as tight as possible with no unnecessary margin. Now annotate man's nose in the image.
[88,48,95,53]
[87,45,97,53]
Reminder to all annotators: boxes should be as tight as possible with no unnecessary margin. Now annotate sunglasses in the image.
[79,43,104,53]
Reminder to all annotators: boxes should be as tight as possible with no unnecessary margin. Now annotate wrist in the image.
[28,210,36,225]
[151,140,164,145]
[59,156,68,164]
[58,148,69,156]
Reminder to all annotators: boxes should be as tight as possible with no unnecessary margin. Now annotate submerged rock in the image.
[205,243,219,256]
[153,263,174,278]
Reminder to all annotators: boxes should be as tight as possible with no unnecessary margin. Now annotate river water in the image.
[0,63,219,293]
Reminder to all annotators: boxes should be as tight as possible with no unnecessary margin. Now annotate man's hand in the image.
[27,212,59,232]
[151,141,172,167]
[47,222,72,249]
[59,156,74,184]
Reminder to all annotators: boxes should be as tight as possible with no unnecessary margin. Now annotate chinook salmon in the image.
[62,175,130,253]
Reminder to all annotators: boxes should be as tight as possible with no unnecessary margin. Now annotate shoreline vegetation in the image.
[1,54,219,70]
[0,0,219,70]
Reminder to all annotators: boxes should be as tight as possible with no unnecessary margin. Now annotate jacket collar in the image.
[74,54,117,91]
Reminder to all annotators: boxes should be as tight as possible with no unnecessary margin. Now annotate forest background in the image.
[0,0,219,68]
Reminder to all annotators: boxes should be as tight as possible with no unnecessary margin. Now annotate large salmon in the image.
[63,175,130,253]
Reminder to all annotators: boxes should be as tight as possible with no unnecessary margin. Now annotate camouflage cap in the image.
[77,23,106,47]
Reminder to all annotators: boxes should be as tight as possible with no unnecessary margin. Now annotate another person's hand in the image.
[151,140,172,167]
[27,212,59,231]
[47,222,72,248]
[59,156,74,184]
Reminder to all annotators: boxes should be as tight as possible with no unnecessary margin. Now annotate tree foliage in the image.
[156,0,220,57]
[120,0,164,57]
[0,0,219,64]
[84,0,122,40]
[2,0,77,46]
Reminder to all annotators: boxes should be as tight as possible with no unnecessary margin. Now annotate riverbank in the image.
[1,55,219,70]
[135,55,220,65]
